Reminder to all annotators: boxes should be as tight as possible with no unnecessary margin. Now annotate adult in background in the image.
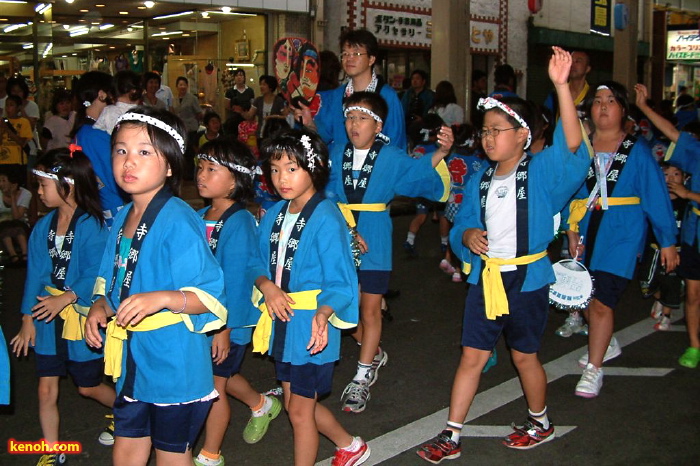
[93,70,141,134]
[172,76,203,180]
[251,75,286,139]
[402,69,435,127]
[489,64,519,100]
[41,88,75,151]
[544,50,591,122]
[297,28,406,153]
[142,71,168,111]
[225,68,255,121]
[470,70,487,129]
[7,75,40,159]
[429,81,465,127]
[318,50,342,91]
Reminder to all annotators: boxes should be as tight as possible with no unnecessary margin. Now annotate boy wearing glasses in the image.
[298,28,406,153]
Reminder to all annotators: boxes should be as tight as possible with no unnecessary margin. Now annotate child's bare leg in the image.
[510,350,546,413]
[226,373,264,408]
[200,376,230,456]
[2,236,17,258]
[447,347,490,425]
[583,299,614,367]
[286,390,319,466]
[685,279,700,348]
[408,213,428,236]
[77,383,116,407]
[154,448,194,466]
[315,402,353,448]
[113,436,151,466]
[38,376,60,444]
[357,292,383,365]
[16,233,28,256]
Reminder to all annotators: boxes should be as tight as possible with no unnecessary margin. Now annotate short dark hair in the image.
[176,76,188,86]
[198,138,256,204]
[143,71,161,87]
[494,64,516,87]
[259,75,278,92]
[50,88,73,115]
[35,148,105,224]
[203,112,221,127]
[583,80,630,128]
[411,70,428,82]
[234,68,246,78]
[113,70,142,103]
[260,129,329,192]
[340,28,379,60]
[7,76,30,99]
[343,91,389,124]
[5,94,22,108]
[472,69,487,84]
[111,106,186,196]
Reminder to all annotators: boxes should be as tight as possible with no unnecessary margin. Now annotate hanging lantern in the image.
[528,0,543,14]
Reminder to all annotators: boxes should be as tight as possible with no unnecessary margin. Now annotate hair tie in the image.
[477,97,532,150]
[68,143,82,158]
[116,112,186,154]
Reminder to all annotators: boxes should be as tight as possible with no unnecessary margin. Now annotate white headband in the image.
[32,169,75,185]
[477,97,532,150]
[597,85,610,91]
[343,106,383,124]
[116,112,186,154]
[300,134,319,172]
[196,153,262,178]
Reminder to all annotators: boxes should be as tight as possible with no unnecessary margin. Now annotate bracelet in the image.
[172,290,186,314]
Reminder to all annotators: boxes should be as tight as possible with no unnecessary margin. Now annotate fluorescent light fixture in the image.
[0,1,28,4]
[22,43,33,49]
[151,30,182,37]
[99,23,114,30]
[35,3,51,14]
[62,24,70,29]
[70,28,90,37]
[3,22,30,33]
[225,63,254,68]
[203,11,256,17]
[222,6,231,13]
[201,11,208,18]
[66,0,75,4]
[153,11,193,20]
[42,42,53,58]
[144,1,155,8]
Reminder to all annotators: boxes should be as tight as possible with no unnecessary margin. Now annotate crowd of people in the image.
[0,26,699,466]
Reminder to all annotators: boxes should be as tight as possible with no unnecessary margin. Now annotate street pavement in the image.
[1,213,699,465]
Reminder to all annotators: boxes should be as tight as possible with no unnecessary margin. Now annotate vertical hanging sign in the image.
[590,0,611,36]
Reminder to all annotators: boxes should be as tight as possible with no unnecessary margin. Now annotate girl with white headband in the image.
[327,91,452,416]
[85,107,227,465]
[564,81,679,398]
[193,139,280,466]
[11,147,116,464]
[417,46,590,463]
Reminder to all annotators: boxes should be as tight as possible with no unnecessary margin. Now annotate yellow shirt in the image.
[0,117,32,165]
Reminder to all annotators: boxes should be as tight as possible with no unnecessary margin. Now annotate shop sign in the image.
[470,19,499,54]
[367,7,432,48]
[667,30,700,60]
[590,0,611,36]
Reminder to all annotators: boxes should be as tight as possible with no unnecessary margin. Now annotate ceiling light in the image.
[0,1,28,4]
[79,9,88,12]
[127,27,133,31]
[144,1,155,8]
[201,11,209,18]
[99,23,114,30]
[66,0,75,4]
[42,42,53,58]
[22,43,33,49]
[137,6,145,9]
[96,4,105,7]
[35,3,51,14]
[4,22,30,33]
[119,11,128,15]
[153,11,193,20]
[152,30,182,37]
[222,7,231,13]
[70,28,89,37]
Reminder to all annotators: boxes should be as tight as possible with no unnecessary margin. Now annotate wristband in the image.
[172,290,186,314]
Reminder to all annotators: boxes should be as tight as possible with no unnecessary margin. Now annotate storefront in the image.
[666,29,700,101]
[0,1,310,117]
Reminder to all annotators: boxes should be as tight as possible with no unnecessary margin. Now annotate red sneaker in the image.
[503,417,555,450]
[331,437,370,466]
[416,430,461,464]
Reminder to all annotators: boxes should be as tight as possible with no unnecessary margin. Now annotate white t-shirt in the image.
[0,187,31,224]
[352,148,370,188]
[94,101,138,134]
[485,161,521,272]
[275,210,300,287]
[430,103,465,127]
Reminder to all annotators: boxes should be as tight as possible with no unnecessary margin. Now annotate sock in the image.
[252,395,272,417]
[528,407,550,430]
[406,232,416,245]
[340,436,363,452]
[441,235,449,246]
[353,362,372,382]
[445,421,463,443]
[197,449,221,465]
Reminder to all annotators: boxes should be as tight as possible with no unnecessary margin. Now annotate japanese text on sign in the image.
[470,20,499,53]
[667,30,700,60]
[366,7,431,47]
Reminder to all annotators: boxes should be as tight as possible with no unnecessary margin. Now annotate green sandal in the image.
[678,347,700,368]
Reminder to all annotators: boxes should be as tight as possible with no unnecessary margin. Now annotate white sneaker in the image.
[555,312,585,338]
[650,301,664,320]
[575,363,603,398]
[578,336,622,367]
[452,271,462,283]
[439,259,456,275]
[654,316,671,331]
[367,348,388,386]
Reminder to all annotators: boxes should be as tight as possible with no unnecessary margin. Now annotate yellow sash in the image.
[568,197,641,233]
[693,206,700,216]
[337,202,387,228]
[479,251,548,320]
[104,311,183,381]
[251,289,321,354]
[45,286,89,341]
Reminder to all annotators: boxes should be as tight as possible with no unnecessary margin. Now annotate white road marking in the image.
[317,311,683,465]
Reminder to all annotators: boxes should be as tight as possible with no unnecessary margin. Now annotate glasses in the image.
[340,52,368,60]
[478,127,519,139]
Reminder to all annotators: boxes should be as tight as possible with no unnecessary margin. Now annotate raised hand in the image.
[548,46,572,87]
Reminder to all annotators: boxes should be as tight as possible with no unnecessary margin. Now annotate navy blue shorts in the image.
[212,343,247,378]
[677,243,700,281]
[590,270,629,309]
[359,270,391,295]
[461,268,549,354]
[275,361,334,399]
[113,395,213,453]
[35,354,103,388]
